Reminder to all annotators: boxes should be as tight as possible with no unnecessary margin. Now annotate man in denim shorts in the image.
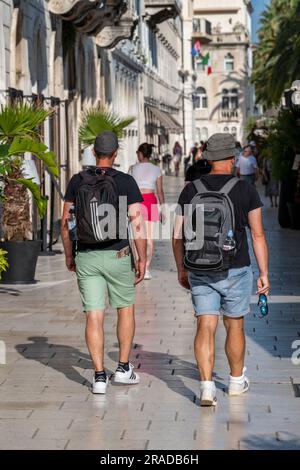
[173,133,270,406]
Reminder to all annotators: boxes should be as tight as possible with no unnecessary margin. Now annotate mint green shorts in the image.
[75,250,135,312]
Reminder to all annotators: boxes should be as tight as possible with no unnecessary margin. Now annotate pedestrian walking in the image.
[185,146,211,182]
[235,145,259,186]
[263,157,279,207]
[129,142,165,280]
[173,133,270,407]
[173,141,183,177]
[61,131,147,394]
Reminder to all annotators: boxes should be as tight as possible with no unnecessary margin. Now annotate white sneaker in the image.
[228,367,250,396]
[113,363,140,385]
[144,271,152,280]
[92,375,108,394]
[200,381,217,407]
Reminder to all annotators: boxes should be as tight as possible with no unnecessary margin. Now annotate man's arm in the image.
[61,201,76,272]
[248,207,270,295]
[128,202,147,285]
[172,214,190,289]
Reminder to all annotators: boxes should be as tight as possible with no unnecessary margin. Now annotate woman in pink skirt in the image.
[129,143,165,280]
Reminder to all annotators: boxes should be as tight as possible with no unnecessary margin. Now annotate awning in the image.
[148,106,182,133]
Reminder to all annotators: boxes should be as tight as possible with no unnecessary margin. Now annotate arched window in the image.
[224,53,234,72]
[230,88,238,109]
[195,127,201,142]
[224,126,229,133]
[195,87,208,109]
[231,126,237,137]
[222,89,229,109]
[201,127,208,141]
[222,88,238,109]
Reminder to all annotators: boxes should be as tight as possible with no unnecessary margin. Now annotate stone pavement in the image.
[0,175,300,450]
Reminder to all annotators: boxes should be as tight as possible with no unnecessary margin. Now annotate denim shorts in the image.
[188,266,253,318]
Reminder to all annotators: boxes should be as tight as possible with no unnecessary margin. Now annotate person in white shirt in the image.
[129,143,165,280]
[235,145,259,186]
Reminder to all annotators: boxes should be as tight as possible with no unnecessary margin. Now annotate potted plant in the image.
[0,104,59,283]
[79,105,135,149]
[0,249,8,280]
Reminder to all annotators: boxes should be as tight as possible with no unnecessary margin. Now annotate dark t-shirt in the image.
[177,174,263,268]
[185,160,212,182]
[64,168,143,251]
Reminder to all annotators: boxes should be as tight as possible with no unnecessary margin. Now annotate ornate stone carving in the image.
[95,8,138,49]
[144,0,181,25]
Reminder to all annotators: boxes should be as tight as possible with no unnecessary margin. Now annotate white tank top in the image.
[129,162,162,191]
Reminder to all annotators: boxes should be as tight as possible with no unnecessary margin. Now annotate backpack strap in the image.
[193,179,209,194]
[221,177,239,195]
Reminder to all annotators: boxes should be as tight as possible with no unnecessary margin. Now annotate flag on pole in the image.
[192,40,202,57]
[201,53,212,75]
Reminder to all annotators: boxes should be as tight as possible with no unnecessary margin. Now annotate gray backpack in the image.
[184,177,239,272]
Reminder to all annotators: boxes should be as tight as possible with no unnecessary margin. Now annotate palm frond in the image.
[0,104,52,144]
[79,106,135,147]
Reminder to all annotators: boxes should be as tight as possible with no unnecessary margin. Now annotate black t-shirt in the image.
[177,174,263,268]
[185,160,212,182]
[64,168,143,251]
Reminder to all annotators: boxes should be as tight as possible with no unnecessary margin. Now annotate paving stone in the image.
[0,177,299,449]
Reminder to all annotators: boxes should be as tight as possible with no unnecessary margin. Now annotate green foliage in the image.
[15,178,48,217]
[0,104,51,143]
[0,104,59,219]
[252,0,300,106]
[0,249,8,280]
[79,106,135,147]
[250,110,300,181]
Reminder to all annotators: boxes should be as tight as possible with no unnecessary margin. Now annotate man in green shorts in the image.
[61,131,147,394]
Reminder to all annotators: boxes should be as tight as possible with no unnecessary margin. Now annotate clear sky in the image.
[252,0,271,43]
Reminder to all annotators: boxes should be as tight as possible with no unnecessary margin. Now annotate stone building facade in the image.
[0,0,184,241]
[192,0,254,143]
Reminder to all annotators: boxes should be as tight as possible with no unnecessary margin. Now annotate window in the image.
[224,127,229,133]
[201,127,208,141]
[222,88,238,109]
[149,27,158,68]
[224,53,234,72]
[195,59,205,72]
[195,87,208,109]
[231,126,237,137]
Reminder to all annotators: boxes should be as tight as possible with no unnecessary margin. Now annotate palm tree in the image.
[79,106,135,147]
[252,0,300,107]
[0,104,59,241]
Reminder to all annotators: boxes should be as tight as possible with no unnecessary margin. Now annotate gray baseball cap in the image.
[202,133,236,161]
[94,131,119,156]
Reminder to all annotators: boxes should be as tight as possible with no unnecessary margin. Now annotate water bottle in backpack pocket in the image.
[184,177,239,272]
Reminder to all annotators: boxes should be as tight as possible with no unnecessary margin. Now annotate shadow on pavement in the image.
[240,432,300,450]
[15,336,113,389]
[108,344,225,405]
[15,337,225,403]
[0,287,21,296]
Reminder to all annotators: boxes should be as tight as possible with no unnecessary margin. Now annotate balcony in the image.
[49,0,137,48]
[145,0,182,25]
[219,109,239,122]
[192,18,212,44]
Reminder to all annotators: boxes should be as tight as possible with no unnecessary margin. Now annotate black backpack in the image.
[75,167,119,244]
[184,177,239,272]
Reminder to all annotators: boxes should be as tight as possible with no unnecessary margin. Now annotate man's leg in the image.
[85,310,105,371]
[117,305,135,363]
[194,314,219,380]
[223,315,245,377]
[114,305,140,384]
